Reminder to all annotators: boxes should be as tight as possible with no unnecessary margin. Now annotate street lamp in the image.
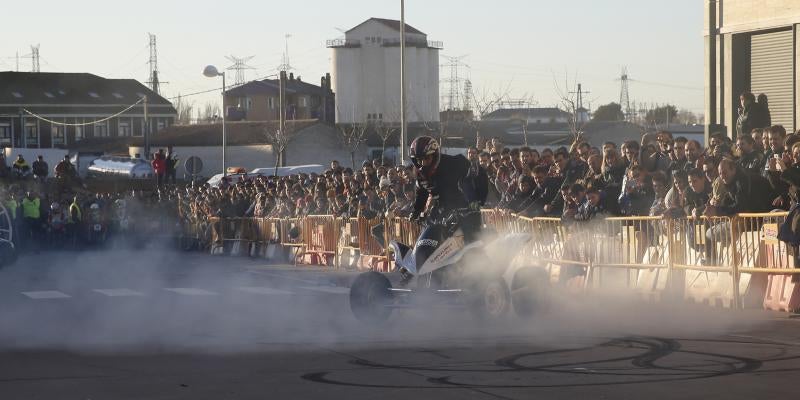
[203,65,227,176]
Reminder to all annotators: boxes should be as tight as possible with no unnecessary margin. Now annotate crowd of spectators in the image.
[481,124,799,224]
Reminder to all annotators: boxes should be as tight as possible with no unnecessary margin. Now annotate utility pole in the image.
[147,33,163,95]
[400,0,407,163]
[619,67,631,121]
[279,70,287,167]
[143,96,150,159]
[30,45,40,73]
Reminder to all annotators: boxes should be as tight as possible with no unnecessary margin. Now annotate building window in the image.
[0,123,11,146]
[25,122,38,148]
[299,97,307,107]
[268,97,275,109]
[378,113,383,120]
[119,120,131,137]
[156,119,165,132]
[134,119,144,137]
[94,121,108,137]
[74,119,84,142]
[52,122,66,146]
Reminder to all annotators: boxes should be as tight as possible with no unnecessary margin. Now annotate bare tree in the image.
[553,72,589,149]
[264,122,296,176]
[173,94,195,125]
[469,84,513,150]
[198,101,221,124]
[337,122,369,169]
[373,119,398,164]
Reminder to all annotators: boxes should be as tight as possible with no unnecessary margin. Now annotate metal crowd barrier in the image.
[198,210,800,311]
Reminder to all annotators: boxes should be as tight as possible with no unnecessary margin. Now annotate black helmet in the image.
[409,136,440,177]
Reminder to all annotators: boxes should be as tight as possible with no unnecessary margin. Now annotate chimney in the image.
[325,73,331,90]
[289,72,294,81]
[297,76,302,82]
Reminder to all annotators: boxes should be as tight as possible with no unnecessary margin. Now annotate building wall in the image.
[127,124,368,178]
[332,21,439,124]
[704,0,800,138]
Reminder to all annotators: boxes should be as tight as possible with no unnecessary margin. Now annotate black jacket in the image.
[717,171,775,215]
[738,151,765,176]
[414,154,489,216]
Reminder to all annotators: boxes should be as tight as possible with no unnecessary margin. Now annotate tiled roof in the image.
[0,71,173,106]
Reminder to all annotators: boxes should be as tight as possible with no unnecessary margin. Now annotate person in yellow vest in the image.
[20,191,41,250]
[67,196,82,248]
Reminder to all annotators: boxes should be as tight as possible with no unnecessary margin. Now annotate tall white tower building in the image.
[328,18,441,125]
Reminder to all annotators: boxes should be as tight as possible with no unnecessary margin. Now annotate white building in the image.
[329,18,441,125]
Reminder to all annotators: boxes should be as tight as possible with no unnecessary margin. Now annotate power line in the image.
[24,98,144,126]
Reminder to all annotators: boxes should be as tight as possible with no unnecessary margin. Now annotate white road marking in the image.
[22,291,71,299]
[298,286,350,295]
[93,289,146,297]
[236,287,294,295]
[164,288,218,296]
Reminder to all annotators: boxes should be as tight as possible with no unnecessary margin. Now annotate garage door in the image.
[751,29,794,131]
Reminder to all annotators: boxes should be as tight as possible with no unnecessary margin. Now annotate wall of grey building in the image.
[705,0,800,138]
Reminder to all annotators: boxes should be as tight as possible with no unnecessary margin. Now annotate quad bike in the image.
[349,209,550,324]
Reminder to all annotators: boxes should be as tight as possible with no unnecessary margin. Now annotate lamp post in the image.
[399,0,407,164]
[203,65,227,176]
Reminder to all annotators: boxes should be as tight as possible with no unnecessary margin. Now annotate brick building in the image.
[223,73,335,124]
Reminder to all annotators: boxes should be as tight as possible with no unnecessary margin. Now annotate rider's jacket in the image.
[414,153,488,217]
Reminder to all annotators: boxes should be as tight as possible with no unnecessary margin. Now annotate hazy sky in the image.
[1,0,704,114]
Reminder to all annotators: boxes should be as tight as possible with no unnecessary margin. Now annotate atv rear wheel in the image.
[350,271,394,324]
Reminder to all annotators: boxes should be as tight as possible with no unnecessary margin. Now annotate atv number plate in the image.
[93,224,102,232]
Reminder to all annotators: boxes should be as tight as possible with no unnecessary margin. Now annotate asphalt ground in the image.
[0,249,799,399]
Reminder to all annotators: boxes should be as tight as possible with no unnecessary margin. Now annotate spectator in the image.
[619,165,653,216]
[13,155,30,179]
[707,158,774,216]
[764,125,787,174]
[756,93,771,128]
[737,92,768,137]
[685,168,710,218]
[32,155,48,184]
[165,148,178,184]
[573,187,606,222]
[21,191,41,250]
[736,134,765,175]
[151,152,166,187]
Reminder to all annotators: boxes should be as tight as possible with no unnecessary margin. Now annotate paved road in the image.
[1,250,799,399]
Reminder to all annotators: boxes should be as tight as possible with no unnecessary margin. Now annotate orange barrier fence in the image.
[199,210,800,311]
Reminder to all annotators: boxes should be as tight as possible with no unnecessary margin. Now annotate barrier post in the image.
[729,216,742,310]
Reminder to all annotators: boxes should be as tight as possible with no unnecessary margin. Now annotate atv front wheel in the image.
[350,271,394,324]
[468,277,511,320]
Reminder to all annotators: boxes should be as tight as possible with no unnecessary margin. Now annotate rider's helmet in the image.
[50,202,60,211]
[90,203,100,210]
[115,199,126,209]
[409,136,441,178]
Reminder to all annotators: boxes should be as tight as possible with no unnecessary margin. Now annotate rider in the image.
[409,136,489,243]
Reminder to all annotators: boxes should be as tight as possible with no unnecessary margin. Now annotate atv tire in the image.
[350,271,394,324]
[511,267,550,318]
[468,276,511,321]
